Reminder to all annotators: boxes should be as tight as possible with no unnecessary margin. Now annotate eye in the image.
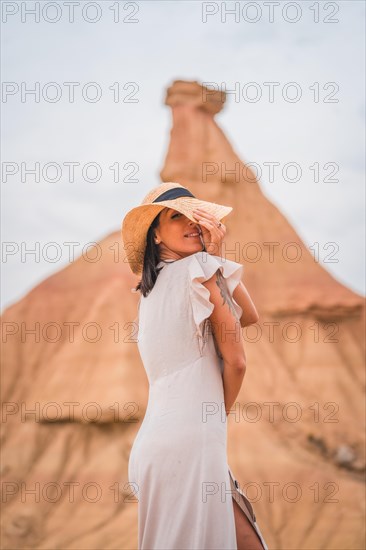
[172,213,181,218]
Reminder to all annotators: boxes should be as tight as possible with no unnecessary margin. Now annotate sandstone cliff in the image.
[1,80,364,550]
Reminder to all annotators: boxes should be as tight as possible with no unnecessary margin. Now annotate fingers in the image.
[192,207,226,257]
[195,217,224,234]
[193,208,225,233]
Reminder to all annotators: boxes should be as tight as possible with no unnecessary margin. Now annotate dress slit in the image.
[228,467,269,550]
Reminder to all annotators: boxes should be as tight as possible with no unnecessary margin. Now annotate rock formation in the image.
[1,79,364,549]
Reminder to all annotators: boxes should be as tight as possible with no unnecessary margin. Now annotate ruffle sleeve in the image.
[187,251,244,356]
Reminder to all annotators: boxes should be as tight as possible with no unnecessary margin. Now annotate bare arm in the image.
[221,356,246,416]
[202,271,246,415]
[233,280,259,327]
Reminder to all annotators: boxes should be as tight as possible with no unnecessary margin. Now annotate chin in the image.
[181,244,198,254]
[182,237,204,253]
[192,243,204,252]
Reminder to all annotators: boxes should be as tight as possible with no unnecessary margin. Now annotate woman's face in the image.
[154,208,203,260]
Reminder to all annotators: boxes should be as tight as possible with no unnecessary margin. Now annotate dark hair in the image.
[134,212,164,297]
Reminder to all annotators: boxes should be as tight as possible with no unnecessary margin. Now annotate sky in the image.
[1,0,365,313]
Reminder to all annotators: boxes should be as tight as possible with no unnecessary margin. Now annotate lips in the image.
[184,226,202,238]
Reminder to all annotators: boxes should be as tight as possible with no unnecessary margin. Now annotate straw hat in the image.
[121,182,233,275]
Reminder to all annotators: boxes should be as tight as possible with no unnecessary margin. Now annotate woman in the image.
[122,182,269,550]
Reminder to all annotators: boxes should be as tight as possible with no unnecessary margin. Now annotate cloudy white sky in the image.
[1,0,365,313]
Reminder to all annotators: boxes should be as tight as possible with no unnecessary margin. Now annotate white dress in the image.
[128,250,268,550]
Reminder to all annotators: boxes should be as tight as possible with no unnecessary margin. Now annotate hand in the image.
[192,207,226,256]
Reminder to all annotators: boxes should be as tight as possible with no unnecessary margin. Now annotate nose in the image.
[187,218,201,233]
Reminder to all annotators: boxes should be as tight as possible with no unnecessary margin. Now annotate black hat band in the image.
[152,187,195,203]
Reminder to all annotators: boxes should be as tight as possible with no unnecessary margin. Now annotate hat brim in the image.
[121,197,233,275]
